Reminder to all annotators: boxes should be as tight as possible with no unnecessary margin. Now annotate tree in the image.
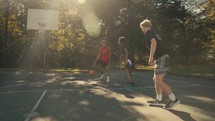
[201,0,215,63]
[0,0,213,69]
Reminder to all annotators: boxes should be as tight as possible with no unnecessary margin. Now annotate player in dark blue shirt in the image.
[118,36,134,88]
[140,19,180,109]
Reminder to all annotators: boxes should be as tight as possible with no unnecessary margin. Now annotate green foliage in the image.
[202,0,215,63]
[0,0,214,69]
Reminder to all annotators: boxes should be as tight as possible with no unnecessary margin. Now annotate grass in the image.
[50,68,88,72]
[135,65,154,71]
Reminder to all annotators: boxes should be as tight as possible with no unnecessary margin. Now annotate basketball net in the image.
[37,16,47,31]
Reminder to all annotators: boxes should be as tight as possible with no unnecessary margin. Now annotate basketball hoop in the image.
[27,9,59,73]
[37,16,47,30]
[27,9,59,30]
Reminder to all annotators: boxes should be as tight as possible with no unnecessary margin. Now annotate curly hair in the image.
[118,36,126,43]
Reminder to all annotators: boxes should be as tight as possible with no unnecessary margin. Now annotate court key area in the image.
[0,70,215,121]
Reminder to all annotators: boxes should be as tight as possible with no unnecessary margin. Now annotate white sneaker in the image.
[100,74,104,79]
[106,76,110,82]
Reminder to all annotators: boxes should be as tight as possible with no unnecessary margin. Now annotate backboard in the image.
[27,9,59,30]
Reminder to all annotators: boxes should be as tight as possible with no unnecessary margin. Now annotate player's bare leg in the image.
[106,65,110,82]
[153,75,163,102]
[125,68,134,87]
[155,74,181,109]
[155,74,172,95]
[100,67,105,79]
[154,74,163,97]
[148,75,163,105]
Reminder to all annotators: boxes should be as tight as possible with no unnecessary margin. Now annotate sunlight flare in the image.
[77,0,86,4]
[79,5,101,37]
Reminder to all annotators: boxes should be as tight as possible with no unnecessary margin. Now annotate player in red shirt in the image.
[93,40,111,82]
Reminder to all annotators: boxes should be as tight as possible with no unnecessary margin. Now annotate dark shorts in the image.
[99,60,109,68]
[154,54,170,75]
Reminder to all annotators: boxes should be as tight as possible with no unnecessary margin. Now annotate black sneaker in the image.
[129,82,134,87]
[147,99,163,106]
[126,82,134,88]
[164,98,181,109]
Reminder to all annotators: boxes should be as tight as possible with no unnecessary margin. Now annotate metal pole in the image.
[185,27,191,76]
[4,0,9,67]
[43,31,47,73]
[38,18,47,73]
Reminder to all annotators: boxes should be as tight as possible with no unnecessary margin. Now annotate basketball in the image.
[89,70,95,76]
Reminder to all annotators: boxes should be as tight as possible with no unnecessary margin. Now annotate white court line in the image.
[132,72,211,86]
[165,79,194,85]
[0,90,43,95]
[132,73,191,83]
[24,90,47,121]
[0,84,212,96]
[0,72,193,90]
[0,83,28,89]
[195,85,215,89]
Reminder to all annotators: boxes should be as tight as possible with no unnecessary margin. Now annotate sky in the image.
[196,0,207,4]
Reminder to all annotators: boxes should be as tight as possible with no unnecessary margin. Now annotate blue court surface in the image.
[0,70,215,121]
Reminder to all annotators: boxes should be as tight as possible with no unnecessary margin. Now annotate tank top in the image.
[100,46,110,63]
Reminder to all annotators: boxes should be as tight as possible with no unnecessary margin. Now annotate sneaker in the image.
[147,99,163,106]
[106,76,110,82]
[127,82,134,88]
[164,98,181,109]
[99,74,104,79]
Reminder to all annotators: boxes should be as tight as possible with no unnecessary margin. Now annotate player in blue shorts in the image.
[118,36,134,87]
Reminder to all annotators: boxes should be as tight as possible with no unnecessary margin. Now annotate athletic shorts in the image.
[99,60,109,68]
[154,54,170,75]
[125,59,132,69]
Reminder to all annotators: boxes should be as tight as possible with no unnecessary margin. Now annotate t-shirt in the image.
[144,29,167,59]
[120,43,130,59]
[99,46,110,63]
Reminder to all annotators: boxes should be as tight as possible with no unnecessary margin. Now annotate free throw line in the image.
[24,90,47,121]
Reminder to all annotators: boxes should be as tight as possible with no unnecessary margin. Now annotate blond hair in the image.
[140,19,152,29]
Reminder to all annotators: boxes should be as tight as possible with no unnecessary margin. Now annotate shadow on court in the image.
[0,70,215,121]
[169,109,196,121]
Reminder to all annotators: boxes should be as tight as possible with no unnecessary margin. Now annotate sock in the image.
[156,95,162,101]
[168,93,176,101]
